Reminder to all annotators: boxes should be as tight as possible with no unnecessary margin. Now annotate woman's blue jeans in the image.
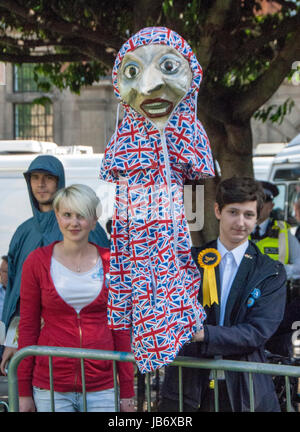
[33,386,116,412]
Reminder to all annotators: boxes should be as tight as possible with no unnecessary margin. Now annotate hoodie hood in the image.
[1,155,66,328]
[100,26,214,181]
[23,155,65,240]
[24,154,65,212]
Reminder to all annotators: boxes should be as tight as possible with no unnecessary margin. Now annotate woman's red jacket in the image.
[17,241,134,398]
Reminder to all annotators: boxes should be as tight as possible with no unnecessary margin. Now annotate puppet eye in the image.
[123,63,140,79]
[160,57,180,74]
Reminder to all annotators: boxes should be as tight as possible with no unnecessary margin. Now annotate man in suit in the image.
[159,176,287,412]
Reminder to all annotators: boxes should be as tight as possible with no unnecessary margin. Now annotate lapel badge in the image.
[247,288,261,308]
[250,288,261,299]
[247,297,255,308]
[244,253,253,259]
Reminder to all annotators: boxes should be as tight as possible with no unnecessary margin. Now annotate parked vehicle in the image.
[253,142,287,180]
[267,134,300,227]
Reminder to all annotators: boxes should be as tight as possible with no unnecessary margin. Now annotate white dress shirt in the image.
[217,239,249,326]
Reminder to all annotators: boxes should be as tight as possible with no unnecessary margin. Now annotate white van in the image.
[265,134,300,227]
[0,140,115,257]
[253,142,287,180]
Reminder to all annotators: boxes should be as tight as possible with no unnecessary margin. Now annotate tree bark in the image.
[133,0,162,32]
[191,111,254,245]
[221,121,254,179]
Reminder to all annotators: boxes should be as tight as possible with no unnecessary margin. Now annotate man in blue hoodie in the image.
[0,155,109,373]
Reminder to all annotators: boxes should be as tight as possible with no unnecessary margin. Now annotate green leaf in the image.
[254,98,295,124]
[31,96,52,106]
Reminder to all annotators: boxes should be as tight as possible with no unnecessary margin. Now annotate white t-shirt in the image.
[50,256,104,313]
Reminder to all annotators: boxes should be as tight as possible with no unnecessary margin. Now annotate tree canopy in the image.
[1,0,300,240]
[1,1,299,97]
[1,2,299,137]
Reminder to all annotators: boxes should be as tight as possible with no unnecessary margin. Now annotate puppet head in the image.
[100,27,214,181]
[113,27,203,131]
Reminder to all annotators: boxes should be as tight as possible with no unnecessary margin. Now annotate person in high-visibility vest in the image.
[250,181,300,281]
[252,182,300,361]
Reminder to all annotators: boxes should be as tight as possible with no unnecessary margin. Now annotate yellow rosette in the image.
[198,248,221,307]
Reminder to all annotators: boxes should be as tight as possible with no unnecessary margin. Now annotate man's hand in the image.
[19,396,36,412]
[0,346,17,375]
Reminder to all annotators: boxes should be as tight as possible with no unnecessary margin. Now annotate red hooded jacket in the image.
[17,241,134,398]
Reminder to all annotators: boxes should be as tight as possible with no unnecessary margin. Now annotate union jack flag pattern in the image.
[99,27,215,373]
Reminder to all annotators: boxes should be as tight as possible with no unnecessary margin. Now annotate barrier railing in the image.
[7,345,300,412]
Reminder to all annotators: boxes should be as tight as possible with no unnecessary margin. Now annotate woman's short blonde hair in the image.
[53,184,101,220]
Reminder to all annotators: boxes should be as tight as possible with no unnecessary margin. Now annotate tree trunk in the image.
[133,0,162,32]
[191,115,254,246]
[220,122,254,179]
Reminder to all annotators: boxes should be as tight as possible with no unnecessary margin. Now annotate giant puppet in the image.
[100,27,215,373]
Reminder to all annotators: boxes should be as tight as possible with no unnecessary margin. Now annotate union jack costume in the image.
[100,27,215,373]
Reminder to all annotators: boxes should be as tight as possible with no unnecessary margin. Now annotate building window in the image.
[14,102,54,141]
[12,64,54,141]
[13,64,40,93]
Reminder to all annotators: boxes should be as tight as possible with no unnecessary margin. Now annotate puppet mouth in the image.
[140,99,173,118]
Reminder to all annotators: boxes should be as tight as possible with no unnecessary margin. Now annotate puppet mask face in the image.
[118,44,192,130]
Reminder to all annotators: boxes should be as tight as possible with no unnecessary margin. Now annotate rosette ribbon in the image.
[198,248,221,307]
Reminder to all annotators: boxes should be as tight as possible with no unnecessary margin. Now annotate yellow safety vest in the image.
[250,220,289,264]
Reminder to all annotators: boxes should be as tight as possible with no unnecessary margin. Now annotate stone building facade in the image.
[251,80,300,147]
[0,63,299,153]
[0,64,118,153]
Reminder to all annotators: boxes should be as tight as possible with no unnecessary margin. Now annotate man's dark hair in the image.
[215,176,265,218]
[1,255,8,263]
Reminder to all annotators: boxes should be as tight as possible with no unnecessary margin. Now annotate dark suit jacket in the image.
[161,240,287,412]
[295,225,300,243]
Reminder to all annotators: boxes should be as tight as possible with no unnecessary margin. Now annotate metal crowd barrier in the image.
[7,345,300,412]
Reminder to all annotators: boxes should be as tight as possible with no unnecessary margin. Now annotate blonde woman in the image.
[17,184,135,412]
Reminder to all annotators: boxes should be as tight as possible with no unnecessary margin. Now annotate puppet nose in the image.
[138,68,164,95]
